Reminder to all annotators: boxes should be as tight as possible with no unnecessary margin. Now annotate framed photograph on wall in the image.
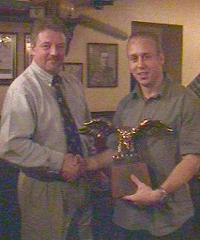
[0,33,17,85]
[24,33,32,69]
[87,43,118,88]
[63,63,83,83]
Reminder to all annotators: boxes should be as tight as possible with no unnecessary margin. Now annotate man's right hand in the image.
[60,153,83,181]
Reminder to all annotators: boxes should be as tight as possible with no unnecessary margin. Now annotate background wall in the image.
[1,0,200,112]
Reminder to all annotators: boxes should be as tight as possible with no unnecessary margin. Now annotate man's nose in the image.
[137,57,145,67]
[50,46,58,55]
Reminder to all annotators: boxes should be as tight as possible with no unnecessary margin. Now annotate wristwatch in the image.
[157,187,168,202]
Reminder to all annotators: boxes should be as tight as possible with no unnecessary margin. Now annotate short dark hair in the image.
[128,31,163,53]
[31,17,67,46]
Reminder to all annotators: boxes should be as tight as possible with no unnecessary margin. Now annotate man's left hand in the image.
[122,174,163,206]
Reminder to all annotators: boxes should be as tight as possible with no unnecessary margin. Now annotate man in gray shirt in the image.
[0,17,105,240]
[110,32,200,239]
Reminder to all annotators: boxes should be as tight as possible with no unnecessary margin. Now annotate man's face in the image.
[31,29,66,75]
[127,37,164,88]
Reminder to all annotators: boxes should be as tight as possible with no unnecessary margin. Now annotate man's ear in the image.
[30,43,35,56]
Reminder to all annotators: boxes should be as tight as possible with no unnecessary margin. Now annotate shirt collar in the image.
[30,61,72,85]
[30,61,54,86]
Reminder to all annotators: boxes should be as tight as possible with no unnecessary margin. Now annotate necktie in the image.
[52,75,83,156]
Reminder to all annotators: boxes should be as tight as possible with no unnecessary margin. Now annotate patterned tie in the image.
[52,75,83,156]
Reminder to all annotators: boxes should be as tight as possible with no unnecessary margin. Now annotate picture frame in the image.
[87,43,118,88]
[24,33,32,69]
[63,63,83,83]
[0,32,17,85]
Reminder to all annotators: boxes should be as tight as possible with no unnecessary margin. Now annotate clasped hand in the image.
[60,153,85,181]
[122,174,163,206]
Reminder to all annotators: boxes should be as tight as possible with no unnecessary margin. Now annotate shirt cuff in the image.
[47,150,64,172]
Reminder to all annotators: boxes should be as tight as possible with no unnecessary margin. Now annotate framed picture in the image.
[24,33,32,69]
[0,33,17,84]
[63,63,83,83]
[87,43,118,88]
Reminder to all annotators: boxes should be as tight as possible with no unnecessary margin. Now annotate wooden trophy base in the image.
[111,161,151,198]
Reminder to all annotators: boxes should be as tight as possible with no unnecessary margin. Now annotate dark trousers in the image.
[91,190,114,240]
[112,218,195,240]
[0,160,20,240]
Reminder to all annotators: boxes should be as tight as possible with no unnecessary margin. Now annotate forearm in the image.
[85,148,116,171]
[160,154,200,194]
[0,137,64,171]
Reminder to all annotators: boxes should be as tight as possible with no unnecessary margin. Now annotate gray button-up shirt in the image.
[0,62,91,172]
[111,77,200,236]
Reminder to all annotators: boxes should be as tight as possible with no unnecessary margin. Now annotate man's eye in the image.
[41,45,50,49]
[57,45,65,50]
[129,56,138,62]
[143,54,152,60]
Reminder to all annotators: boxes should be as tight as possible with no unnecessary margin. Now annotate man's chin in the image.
[138,78,150,85]
[46,65,62,75]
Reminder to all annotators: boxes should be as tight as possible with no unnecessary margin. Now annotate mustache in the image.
[47,56,60,61]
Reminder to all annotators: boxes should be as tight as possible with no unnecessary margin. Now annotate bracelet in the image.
[157,187,168,202]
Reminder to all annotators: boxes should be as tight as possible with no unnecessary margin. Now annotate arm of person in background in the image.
[123,154,200,205]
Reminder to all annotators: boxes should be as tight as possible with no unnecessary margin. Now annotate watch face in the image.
[158,188,168,202]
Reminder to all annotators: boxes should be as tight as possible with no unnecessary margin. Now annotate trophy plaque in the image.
[111,161,151,198]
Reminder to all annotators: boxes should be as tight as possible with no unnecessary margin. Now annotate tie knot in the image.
[52,75,62,86]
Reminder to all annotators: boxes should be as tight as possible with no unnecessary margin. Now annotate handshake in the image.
[60,118,115,182]
[60,153,86,182]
